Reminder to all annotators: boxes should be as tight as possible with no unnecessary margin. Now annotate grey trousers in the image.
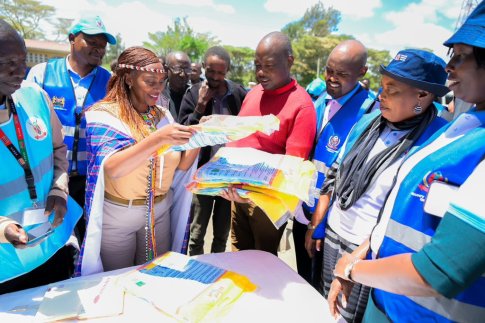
[100,191,172,271]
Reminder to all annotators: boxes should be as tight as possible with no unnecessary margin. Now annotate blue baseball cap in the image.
[69,16,116,45]
[379,49,449,97]
[444,2,485,48]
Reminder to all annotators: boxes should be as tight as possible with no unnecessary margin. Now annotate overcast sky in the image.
[41,0,464,60]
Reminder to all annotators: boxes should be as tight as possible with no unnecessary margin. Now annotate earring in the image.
[414,105,422,114]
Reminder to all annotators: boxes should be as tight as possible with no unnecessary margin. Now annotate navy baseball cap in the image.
[69,16,116,45]
[379,49,449,97]
[444,1,485,48]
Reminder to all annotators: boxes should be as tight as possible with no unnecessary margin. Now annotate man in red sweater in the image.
[223,31,316,255]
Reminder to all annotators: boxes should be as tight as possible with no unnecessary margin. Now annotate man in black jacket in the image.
[162,51,191,119]
[179,46,246,255]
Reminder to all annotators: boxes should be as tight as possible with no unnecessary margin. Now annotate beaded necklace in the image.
[139,105,158,132]
[145,156,157,261]
[138,105,159,261]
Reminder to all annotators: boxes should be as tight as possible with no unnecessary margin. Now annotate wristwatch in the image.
[307,223,317,230]
[344,258,361,282]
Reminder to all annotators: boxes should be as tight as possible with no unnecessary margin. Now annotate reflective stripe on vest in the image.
[42,58,110,175]
[0,82,54,216]
[62,125,86,138]
[304,87,372,213]
[408,294,485,323]
[385,219,431,251]
[0,153,53,202]
[313,159,329,175]
[374,112,485,322]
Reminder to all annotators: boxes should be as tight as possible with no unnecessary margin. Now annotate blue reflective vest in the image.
[0,82,53,215]
[304,85,373,214]
[373,111,485,322]
[0,82,81,282]
[42,58,111,175]
[312,106,447,240]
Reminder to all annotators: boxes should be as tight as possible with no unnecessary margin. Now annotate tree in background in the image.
[103,33,126,69]
[282,1,390,90]
[143,17,218,62]
[282,2,340,40]
[292,34,353,86]
[283,2,343,86]
[52,17,73,42]
[224,45,255,87]
[0,0,55,39]
[366,48,391,92]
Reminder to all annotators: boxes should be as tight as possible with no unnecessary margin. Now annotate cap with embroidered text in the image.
[69,16,116,45]
[379,49,449,97]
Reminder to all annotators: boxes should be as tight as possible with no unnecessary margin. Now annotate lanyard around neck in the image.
[0,97,38,204]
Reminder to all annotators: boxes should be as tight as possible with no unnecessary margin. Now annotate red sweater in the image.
[228,79,316,159]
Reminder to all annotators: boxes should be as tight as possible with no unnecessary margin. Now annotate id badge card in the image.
[22,207,48,227]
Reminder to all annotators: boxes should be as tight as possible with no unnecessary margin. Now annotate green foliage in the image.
[52,17,73,42]
[292,34,353,86]
[224,45,256,86]
[282,2,341,41]
[0,0,55,39]
[281,2,344,86]
[301,2,341,37]
[103,33,126,70]
[281,1,389,90]
[366,48,392,91]
[143,17,218,62]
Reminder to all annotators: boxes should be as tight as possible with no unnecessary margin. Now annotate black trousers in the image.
[189,194,231,255]
[292,219,323,289]
[69,174,86,243]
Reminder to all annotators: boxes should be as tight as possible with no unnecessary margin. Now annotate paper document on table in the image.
[169,114,280,152]
[119,251,256,322]
[34,276,124,322]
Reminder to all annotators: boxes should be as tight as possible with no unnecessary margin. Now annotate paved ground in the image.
[203,217,298,271]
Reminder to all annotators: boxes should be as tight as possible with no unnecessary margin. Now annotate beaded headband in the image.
[118,63,166,74]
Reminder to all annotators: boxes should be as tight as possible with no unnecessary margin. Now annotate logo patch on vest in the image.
[51,96,66,110]
[411,171,447,202]
[26,117,47,141]
[418,171,446,193]
[326,135,340,152]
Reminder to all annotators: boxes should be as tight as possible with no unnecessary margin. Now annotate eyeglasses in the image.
[167,65,192,75]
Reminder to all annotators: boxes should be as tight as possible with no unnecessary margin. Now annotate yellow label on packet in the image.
[177,272,257,322]
[156,145,170,156]
[219,271,257,292]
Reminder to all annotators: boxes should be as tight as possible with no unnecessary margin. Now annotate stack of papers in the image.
[187,147,318,228]
[119,252,256,322]
[157,114,280,155]
[35,276,124,322]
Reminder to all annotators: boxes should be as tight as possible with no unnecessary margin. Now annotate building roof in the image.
[25,39,70,54]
